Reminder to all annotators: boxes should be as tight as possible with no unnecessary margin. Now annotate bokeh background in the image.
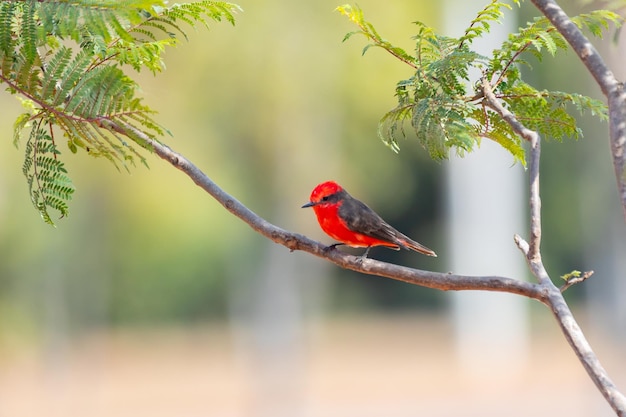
[0,0,625,416]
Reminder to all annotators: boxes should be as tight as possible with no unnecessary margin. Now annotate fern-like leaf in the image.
[337,4,416,66]
[22,124,75,225]
[458,0,518,48]
[138,1,240,40]
[572,10,622,37]
[38,0,157,44]
[0,2,16,57]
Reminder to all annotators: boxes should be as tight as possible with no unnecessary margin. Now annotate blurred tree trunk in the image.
[444,0,529,376]
[225,4,340,414]
[585,35,626,344]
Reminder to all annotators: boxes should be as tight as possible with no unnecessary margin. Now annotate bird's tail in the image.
[400,238,437,257]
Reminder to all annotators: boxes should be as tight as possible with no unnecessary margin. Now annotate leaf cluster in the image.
[337,2,620,164]
[0,0,240,224]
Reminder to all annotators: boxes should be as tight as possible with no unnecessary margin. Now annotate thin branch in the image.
[528,132,542,261]
[146,136,544,297]
[102,119,543,299]
[493,30,556,91]
[548,291,626,417]
[530,0,626,222]
[481,76,626,417]
[481,77,543,263]
[479,77,538,143]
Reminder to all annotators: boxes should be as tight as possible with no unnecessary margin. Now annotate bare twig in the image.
[513,233,529,255]
[530,0,626,222]
[481,77,626,416]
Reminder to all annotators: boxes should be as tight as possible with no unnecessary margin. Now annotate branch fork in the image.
[481,76,626,416]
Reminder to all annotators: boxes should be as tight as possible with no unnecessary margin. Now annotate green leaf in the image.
[572,10,623,38]
[560,270,581,282]
[22,125,75,225]
[13,112,32,148]
[458,0,515,47]
[337,4,415,65]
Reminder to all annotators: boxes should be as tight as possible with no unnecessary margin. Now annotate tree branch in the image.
[481,76,626,416]
[530,0,626,222]
[101,117,543,298]
[144,136,544,298]
[481,77,543,264]
[113,112,626,413]
[548,291,626,417]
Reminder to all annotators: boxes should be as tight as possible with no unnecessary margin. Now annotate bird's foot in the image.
[323,243,345,254]
[356,247,371,263]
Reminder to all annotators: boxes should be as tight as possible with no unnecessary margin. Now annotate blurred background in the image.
[0,0,625,416]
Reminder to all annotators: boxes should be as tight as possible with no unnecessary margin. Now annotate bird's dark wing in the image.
[337,193,407,249]
[337,190,437,256]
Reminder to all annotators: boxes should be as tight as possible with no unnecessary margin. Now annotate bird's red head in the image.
[302,181,344,209]
[310,181,343,202]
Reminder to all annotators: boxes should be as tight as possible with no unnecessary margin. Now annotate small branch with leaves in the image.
[560,270,595,292]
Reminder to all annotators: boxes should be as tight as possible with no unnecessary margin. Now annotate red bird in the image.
[302,181,436,258]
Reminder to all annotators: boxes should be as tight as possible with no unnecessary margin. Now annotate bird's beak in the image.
[301,201,316,208]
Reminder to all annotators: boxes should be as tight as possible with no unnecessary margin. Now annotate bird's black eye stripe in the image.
[320,191,340,203]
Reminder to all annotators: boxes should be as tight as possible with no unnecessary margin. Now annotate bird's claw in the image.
[323,243,343,254]
[352,247,371,264]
